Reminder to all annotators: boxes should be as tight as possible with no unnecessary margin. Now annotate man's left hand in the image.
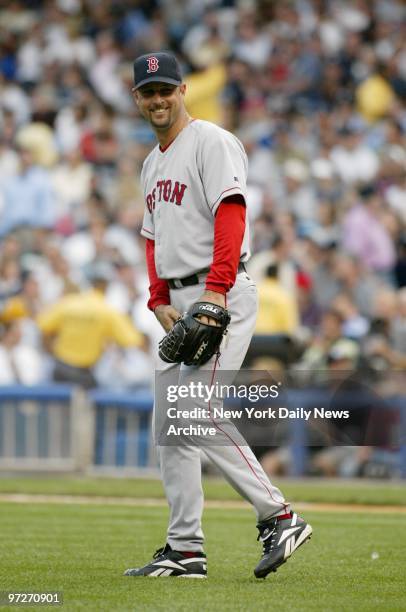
[196,290,226,326]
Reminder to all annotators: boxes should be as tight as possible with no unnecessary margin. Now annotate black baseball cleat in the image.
[254,512,312,579]
[124,544,207,578]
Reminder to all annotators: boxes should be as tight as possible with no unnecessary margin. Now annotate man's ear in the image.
[132,88,140,106]
[179,83,186,96]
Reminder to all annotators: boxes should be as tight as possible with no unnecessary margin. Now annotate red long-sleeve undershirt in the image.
[145,199,246,311]
[205,200,246,294]
[145,238,170,312]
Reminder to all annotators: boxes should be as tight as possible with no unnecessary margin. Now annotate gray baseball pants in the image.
[154,270,289,552]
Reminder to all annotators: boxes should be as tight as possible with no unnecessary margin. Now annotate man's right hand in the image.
[154,304,181,333]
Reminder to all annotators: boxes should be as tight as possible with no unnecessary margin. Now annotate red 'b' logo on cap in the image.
[146,56,159,73]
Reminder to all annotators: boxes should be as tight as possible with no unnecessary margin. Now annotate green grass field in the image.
[0,475,405,506]
[0,477,405,611]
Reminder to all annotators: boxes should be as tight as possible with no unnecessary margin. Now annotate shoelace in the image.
[257,522,277,555]
[152,546,168,560]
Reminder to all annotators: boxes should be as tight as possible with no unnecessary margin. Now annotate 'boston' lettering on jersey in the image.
[146,179,188,212]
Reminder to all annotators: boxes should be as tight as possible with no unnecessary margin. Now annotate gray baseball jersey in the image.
[140,119,251,279]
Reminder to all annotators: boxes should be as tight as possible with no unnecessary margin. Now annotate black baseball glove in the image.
[158,302,231,366]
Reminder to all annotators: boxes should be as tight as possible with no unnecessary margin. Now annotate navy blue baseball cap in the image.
[133,52,183,90]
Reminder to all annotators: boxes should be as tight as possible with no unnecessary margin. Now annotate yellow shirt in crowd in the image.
[356,74,394,123]
[255,279,298,335]
[185,63,226,125]
[37,289,142,368]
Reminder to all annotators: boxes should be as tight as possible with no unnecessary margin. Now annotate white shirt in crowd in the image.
[0,344,45,386]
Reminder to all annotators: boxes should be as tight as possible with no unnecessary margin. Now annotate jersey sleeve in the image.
[139,158,155,239]
[140,207,155,239]
[199,128,248,216]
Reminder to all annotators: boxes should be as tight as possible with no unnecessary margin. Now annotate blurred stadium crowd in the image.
[0,0,405,391]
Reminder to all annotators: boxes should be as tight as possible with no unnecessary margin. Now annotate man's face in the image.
[133,82,186,131]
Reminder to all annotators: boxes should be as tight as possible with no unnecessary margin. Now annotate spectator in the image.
[61,209,113,269]
[298,308,359,371]
[332,293,370,340]
[303,240,340,310]
[33,242,81,305]
[0,72,30,126]
[296,270,322,333]
[185,61,227,125]
[0,136,19,182]
[331,252,382,318]
[384,167,406,226]
[279,158,317,231]
[0,145,55,238]
[1,270,46,353]
[94,344,153,390]
[0,320,46,385]
[0,255,21,299]
[255,262,299,335]
[248,232,297,294]
[309,200,341,248]
[232,9,272,70]
[37,263,145,388]
[51,149,93,229]
[342,185,396,275]
[16,119,58,167]
[330,127,380,185]
[89,31,129,112]
[356,62,396,123]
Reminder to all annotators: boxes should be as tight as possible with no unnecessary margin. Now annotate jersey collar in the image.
[158,119,195,153]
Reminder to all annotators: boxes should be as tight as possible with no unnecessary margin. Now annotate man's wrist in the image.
[199,289,226,307]
[148,298,170,312]
[153,302,170,313]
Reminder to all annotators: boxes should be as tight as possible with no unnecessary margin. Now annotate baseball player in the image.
[125,52,312,579]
